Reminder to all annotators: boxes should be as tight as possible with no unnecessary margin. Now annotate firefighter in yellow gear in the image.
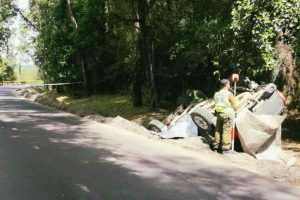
[213,79,236,153]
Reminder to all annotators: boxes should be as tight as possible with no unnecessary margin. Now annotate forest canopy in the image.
[1,0,300,107]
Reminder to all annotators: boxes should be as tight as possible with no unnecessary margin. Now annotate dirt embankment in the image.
[282,114,300,167]
[16,88,300,187]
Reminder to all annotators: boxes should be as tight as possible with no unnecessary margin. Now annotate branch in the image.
[66,0,78,30]
[12,5,38,31]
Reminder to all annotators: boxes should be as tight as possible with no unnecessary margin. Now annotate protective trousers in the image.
[214,112,232,151]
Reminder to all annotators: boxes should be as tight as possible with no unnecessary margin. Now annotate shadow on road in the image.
[0,89,299,200]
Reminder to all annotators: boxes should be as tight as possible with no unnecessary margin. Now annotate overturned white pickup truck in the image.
[148,80,294,163]
[148,80,288,138]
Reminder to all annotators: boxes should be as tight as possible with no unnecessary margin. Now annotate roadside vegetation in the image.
[40,90,170,126]
[0,0,299,109]
[0,1,299,109]
[17,66,42,84]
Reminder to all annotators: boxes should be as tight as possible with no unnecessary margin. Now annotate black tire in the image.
[148,119,164,133]
[148,124,162,133]
[191,113,212,134]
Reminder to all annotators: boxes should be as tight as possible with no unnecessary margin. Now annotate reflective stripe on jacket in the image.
[214,89,234,117]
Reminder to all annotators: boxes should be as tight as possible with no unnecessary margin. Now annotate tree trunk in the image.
[131,0,147,106]
[131,0,157,108]
[132,28,146,106]
[66,0,78,29]
[272,40,297,97]
[80,54,88,96]
[18,64,22,80]
[66,0,88,95]
[132,66,143,106]
[149,40,158,109]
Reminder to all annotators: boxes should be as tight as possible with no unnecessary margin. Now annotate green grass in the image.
[68,95,152,119]
[16,66,42,84]
[41,91,169,123]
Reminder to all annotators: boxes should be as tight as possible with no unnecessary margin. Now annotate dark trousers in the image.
[213,112,232,150]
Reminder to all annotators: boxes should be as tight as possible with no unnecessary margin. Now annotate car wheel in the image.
[191,113,212,134]
[148,124,162,133]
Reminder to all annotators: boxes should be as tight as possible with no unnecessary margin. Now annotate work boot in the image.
[211,146,220,153]
[222,149,237,155]
[216,148,223,154]
[218,148,230,154]
[211,143,219,151]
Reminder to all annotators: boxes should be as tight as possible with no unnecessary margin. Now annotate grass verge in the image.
[41,91,170,126]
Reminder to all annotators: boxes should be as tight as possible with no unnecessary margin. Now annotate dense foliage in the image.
[0,0,16,81]
[11,0,300,107]
[0,58,16,81]
[232,0,300,95]
[0,0,14,48]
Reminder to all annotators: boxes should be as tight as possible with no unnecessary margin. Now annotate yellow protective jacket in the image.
[214,89,234,117]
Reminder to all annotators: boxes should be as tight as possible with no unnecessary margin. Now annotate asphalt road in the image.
[0,86,299,200]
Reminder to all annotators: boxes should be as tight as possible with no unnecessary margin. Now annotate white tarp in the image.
[236,110,295,165]
[158,114,198,139]
[149,108,295,165]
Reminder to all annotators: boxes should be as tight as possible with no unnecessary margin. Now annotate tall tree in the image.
[129,0,157,107]
[0,0,16,80]
[0,0,15,51]
[66,0,87,95]
[149,0,234,98]
[232,0,300,96]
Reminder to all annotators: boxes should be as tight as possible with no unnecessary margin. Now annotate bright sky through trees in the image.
[16,0,29,11]
[11,0,35,67]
